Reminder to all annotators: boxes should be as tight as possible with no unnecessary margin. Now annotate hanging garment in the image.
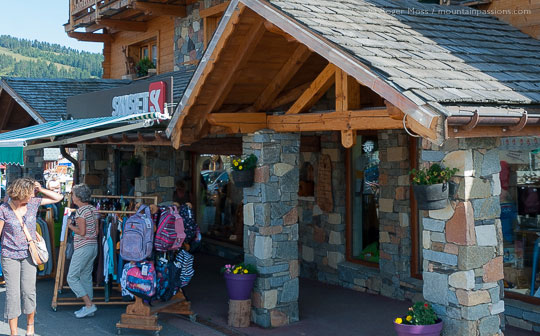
[94,217,105,284]
[120,262,134,299]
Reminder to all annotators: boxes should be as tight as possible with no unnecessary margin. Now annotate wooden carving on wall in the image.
[316,154,333,212]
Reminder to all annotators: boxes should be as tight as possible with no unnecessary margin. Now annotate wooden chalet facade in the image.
[65,0,540,334]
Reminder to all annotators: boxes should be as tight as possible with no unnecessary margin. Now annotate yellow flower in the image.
[395,318,402,324]
[233,269,238,274]
[406,316,412,322]
[234,161,238,166]
[239,166,243,170]
[244,269,248,274]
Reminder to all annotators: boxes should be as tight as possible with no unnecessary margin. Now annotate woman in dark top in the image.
[0,178,63,336]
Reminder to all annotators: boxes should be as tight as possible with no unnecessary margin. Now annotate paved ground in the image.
[0,252,537,335]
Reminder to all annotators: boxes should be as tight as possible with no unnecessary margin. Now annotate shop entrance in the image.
[194,154,243,247]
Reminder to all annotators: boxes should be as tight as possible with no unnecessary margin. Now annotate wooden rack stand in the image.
[51,195,158,310]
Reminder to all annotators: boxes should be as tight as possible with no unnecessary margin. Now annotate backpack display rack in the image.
[50,195,195,336]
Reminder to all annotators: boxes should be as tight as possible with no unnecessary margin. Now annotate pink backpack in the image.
[155,206,186,251]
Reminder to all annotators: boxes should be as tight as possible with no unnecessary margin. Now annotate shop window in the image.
[498,147,540,303]
[347,135,380,265]
[196,154,243,246]
[125,38,158,76]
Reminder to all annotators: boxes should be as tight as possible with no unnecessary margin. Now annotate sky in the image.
[0,0,103,53]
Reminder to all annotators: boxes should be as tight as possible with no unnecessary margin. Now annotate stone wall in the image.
[242,130,300,328]
[134,145,190,202]
[174,0,227,70]
[298,130,422,301]
[420,138,504,336]
[299,132,346,284]
[504,299,540,332]
[7,149,44,185]
[78,144,110,195]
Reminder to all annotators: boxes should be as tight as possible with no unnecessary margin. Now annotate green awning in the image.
[0,113,167,166]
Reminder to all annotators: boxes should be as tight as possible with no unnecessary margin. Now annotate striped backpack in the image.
[155,206,185,251]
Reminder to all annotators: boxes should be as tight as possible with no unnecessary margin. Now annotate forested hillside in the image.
[0,35,103,78]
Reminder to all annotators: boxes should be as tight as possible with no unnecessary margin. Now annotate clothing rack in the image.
[51,195,159,311]
[51,194,195,336]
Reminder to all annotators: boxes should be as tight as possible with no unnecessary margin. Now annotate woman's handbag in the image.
[9,202,49,266]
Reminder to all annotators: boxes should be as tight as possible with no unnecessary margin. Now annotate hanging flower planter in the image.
[231,169,255,188]
[231,154,258,188]
[410,164,459,211]
[413,183,449,210]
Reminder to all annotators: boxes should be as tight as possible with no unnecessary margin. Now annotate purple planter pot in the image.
[224,273,257,300]
[394,320,443,336]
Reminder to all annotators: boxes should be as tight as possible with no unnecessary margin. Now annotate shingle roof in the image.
[1,77,130,122]
[1,67,195,123]
[269,0,540,106]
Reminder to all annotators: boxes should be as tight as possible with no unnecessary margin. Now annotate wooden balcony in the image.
[66,0,195,39]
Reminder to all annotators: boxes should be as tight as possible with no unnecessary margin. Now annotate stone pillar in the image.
[242,130,300,328]
[422,138,504,336]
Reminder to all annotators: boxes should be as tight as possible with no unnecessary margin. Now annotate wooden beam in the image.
[264,21,295,42]
[272,109,403,131]
[286,63,336,114]
[131,1,187,17]
[335,68,348,112]
[67,31,113,43]
[207,108,403,133]
[96,18,147,32]
[200,1,230,18]
[386,101,405,120]
[207,112,266,133]
[193,18,267,138]
[253,44,311,111]
[269,82,311,110]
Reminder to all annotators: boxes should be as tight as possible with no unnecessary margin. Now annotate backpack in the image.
[120,205,154,262]
[155,206,185,252]
[155,254,183,302]
[179,205,198,244]
[125,261,156,301]
[176,249,194,288]
[155,256,172,301]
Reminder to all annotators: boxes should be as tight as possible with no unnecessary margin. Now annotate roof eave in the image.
[0,79,46,124]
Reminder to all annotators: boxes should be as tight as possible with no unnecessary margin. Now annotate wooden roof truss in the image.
[168,0,440,149]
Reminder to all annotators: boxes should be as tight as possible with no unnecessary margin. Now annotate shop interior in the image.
[499,139,540,301]
[194,154,243,247]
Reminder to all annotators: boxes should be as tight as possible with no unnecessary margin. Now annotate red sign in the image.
[148,81,167,114]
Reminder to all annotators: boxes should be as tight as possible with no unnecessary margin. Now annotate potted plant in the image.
[410,163,458,210]
[394,302,443,336]
[221,263,258,300]
[120,156,141,179]
[231,154,257,188]
[136,57,156,77]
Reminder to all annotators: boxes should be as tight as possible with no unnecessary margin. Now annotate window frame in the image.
[345,132,379,268]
